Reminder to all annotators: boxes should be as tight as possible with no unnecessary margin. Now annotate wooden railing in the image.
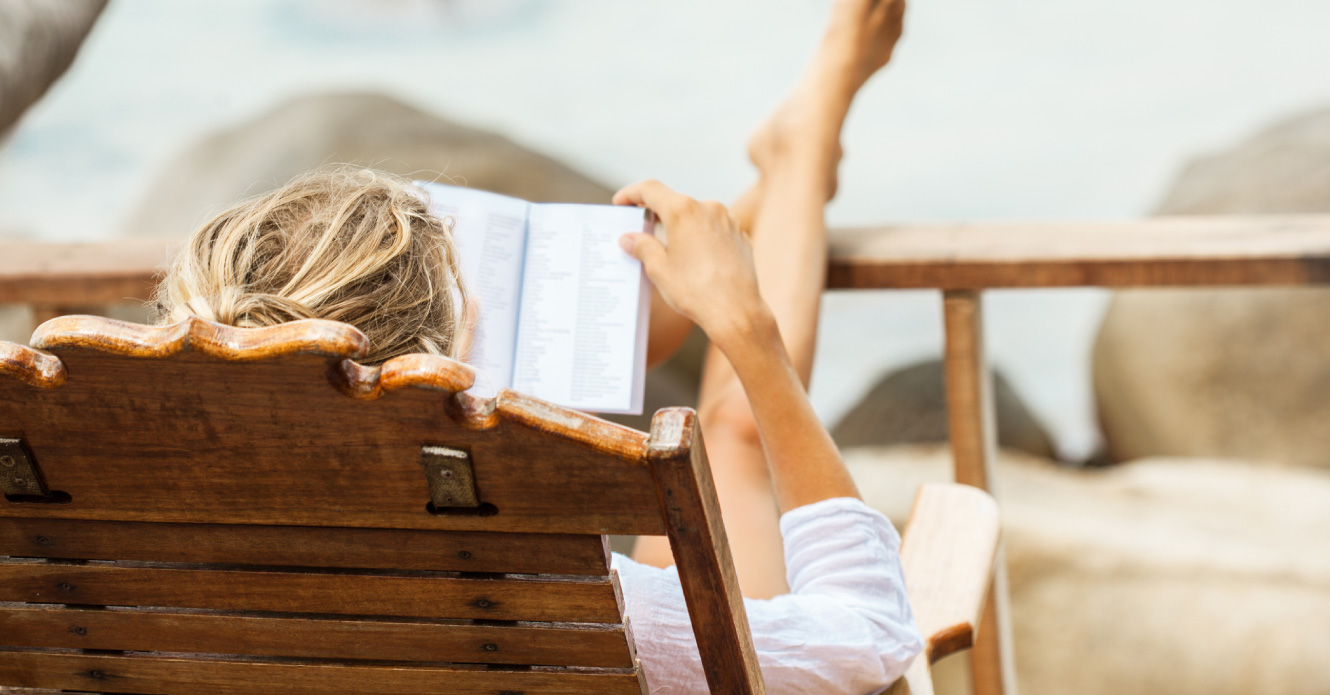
[6,214,1330,695]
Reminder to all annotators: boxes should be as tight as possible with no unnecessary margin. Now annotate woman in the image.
[155,1,919,692]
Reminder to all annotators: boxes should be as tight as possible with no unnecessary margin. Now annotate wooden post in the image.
[942,290,1016,695]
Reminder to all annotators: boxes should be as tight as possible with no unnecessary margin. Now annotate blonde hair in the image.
[154,166,468,364]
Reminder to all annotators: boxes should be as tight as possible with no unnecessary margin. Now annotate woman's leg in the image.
[634,0,904,599]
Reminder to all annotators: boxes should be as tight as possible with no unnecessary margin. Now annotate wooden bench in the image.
[0,315,998,695]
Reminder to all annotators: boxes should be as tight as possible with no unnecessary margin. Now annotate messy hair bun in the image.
[154,166,468,364]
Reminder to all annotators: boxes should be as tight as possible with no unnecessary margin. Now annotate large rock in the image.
[0,0,107,137]
[120,92,620,238]
[847,444,1330,695]
[1094,108,1330,466]
[831,360,1055,460]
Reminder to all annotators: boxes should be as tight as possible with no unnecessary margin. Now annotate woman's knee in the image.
[698,386,764,452]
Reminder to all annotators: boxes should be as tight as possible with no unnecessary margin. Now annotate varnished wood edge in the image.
[0,342,66,388]
[332,353,475,400]
[496,391,651,461]
[32,315,371,361]
[928,622,976,664]
[22,315,652,462]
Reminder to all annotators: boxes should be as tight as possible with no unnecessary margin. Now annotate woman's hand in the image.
[614,180,771,349]
[616,181,860,513]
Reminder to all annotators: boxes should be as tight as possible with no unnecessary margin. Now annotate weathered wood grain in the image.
[646,408,765,695]
[0,651,644,695]
[0,518,610,575]
[0,604,633,667]
[0,561,623,623]
[0,316,663,535]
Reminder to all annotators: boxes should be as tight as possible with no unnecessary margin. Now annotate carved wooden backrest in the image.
[0,316,764,695]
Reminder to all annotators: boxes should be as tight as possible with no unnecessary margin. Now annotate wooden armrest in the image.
[887,483,1001,695]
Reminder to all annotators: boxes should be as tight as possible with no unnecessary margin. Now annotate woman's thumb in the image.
[618,233,666,270]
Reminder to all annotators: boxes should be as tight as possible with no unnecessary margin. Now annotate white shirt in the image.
[612,497,923,695]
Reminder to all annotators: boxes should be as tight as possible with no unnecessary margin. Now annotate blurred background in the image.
[4,1,1330,693]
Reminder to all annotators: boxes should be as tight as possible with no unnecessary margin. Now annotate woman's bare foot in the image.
[748,0,905,196]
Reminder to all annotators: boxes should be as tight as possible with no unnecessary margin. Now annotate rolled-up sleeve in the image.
[614,497,923,695]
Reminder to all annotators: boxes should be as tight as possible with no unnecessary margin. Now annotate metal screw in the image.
[474,598,491,609]
[457,550,473,560]
[482,643,498,652]
[440,469,454,479]
[58,582,75,592]
[35,536,52,546]
[0,455,14,467]
[69,626,88,636]
[87,669,105,680]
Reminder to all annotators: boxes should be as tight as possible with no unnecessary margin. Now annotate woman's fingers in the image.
[613,179,691,219]
[618,232,667,273]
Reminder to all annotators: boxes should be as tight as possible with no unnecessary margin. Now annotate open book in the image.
[416,181,652,415]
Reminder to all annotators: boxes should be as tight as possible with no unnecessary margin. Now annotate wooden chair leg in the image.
[942,290,1017,695]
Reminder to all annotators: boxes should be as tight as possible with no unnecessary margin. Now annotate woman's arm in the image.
[614,180,859,514]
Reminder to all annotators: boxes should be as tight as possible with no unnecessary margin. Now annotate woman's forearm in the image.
[710,307,861,514]
[610,180,859,513]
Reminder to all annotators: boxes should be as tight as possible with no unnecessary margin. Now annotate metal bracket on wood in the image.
[420,446,480,508]
[0,438,48,498]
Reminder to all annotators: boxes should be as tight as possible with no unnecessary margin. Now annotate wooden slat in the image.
[0,561,622,623]
[0,651,644,695]
[0,605,633,668]
[829,215,1330,289]
[0,518,610,576]
[0,239,168,305]
[646,409,765,695]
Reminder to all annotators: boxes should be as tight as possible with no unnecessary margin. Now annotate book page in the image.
[415,181,529,397]
[513,204,649,413]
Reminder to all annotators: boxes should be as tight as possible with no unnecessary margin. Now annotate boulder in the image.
[1094,107,1330,467]
[120,92,620,238]
[0,0,108,136]
[831,360,1055,460]
[847,444,1330,695]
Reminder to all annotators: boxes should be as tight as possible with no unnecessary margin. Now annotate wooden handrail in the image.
[828,215,1330,289]
[5,215,1330,308]
[0,239,172,305]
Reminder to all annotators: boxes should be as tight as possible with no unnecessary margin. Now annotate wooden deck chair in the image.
[0,316,998,695]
